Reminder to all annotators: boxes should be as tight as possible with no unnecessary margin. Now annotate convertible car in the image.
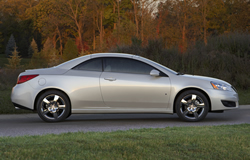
[11,53,239,122]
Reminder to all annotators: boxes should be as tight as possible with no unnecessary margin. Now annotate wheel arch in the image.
[33,88,72,112]
[173,87,211,113]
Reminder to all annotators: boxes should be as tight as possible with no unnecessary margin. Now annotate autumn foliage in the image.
[0,0,249,57]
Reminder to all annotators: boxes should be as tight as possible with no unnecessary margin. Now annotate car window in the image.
[72,58,102,71]
[104,57,154,75]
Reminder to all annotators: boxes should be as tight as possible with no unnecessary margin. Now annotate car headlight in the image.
[211,81,233,91]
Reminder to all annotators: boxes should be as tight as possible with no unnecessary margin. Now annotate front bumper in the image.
[207,89,239,111]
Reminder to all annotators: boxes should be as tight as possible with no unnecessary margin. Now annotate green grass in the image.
[0,124,249,159]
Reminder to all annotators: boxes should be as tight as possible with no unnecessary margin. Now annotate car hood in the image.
[181,74,231,85]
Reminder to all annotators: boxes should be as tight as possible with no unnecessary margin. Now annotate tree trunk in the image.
[117,0,120,42]
[141,1,144,42]
[53,33,57,49]
[202,0,208,45]
[100,10,103,49]
[93,13,96,51]
[57,26,63,55]
[131,0,139,38]
[182,0,187,52]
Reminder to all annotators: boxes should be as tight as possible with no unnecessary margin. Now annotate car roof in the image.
[56,53,134,69]
[54,53,177,75]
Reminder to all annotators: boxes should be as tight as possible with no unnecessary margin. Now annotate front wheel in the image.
[37,90,71,122]
[175,90,209,122]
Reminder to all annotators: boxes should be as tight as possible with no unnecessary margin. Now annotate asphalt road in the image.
[0,105,249,137]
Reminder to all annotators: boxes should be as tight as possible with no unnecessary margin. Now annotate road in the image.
[0,105,249,137]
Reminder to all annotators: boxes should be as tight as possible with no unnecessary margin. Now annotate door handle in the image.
[104,78,116,81]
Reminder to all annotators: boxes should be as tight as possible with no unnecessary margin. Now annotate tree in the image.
[28,38,38,57]
[197,0,227,45]
[5,45,22,70]
[5,34,16,57]
[29,0,66,55]
[130,0,139,38]
[139,0,157,42]
[0,32,4,54]
[41,37,58,66]
[48,50,61,67]
[63,38,78,61]
[56,0,88,52]
[30,51,44,68]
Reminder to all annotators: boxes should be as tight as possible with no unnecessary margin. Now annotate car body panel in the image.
[100,71,171,112]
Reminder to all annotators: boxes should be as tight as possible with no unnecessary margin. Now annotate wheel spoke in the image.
[194,112,199,119]
[197,103,205,108]
[192,94,197,100]
[42,109,49,116]
[183,109,189,115]
[181,99,188,106]
[43,98,50,104]
[54,95,60,102]
[58,105,65,109]
[53,112,58,119]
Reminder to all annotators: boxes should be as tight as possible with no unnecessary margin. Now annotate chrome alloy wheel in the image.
[40,94,66,120]
[179,94,205,120]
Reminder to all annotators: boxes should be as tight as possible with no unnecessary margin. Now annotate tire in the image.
[37,90,71,122]
[66,111,72,119]
[175,90,209,122]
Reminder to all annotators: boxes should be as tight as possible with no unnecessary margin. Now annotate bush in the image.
[0,69,23,90]
[63,38,78,61]
[5,46,22,70]
[195,31,250,58]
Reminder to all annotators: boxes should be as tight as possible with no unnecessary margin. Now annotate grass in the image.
[0,124,249,159]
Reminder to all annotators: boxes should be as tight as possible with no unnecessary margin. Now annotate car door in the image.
[100,57,171,112]
[65,58,106,111]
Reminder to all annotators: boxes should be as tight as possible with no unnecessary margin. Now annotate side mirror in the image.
[150,69,160,77]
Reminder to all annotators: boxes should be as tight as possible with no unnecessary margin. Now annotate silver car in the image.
[11,53,239,122]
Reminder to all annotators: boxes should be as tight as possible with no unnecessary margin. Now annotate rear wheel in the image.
[37,90,70,122]
[175,90,209,122]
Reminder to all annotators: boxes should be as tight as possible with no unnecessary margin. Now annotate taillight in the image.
[17,74,39,84]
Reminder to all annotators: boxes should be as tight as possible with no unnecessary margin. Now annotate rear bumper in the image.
[11,82,35,110]
[13,102,34,111]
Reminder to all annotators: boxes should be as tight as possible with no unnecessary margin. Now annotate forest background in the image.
[0,0,249,93]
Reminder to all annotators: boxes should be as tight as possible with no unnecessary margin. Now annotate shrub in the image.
[28,38,38,58]
[195,31,250,58]
[0,68,23,90]
[63,38,78,61]
[5,46,22,70]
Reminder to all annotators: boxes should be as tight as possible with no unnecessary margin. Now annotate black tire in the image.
[175,90,209,122]
[37,90,71,122]
[66,111,72,119]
